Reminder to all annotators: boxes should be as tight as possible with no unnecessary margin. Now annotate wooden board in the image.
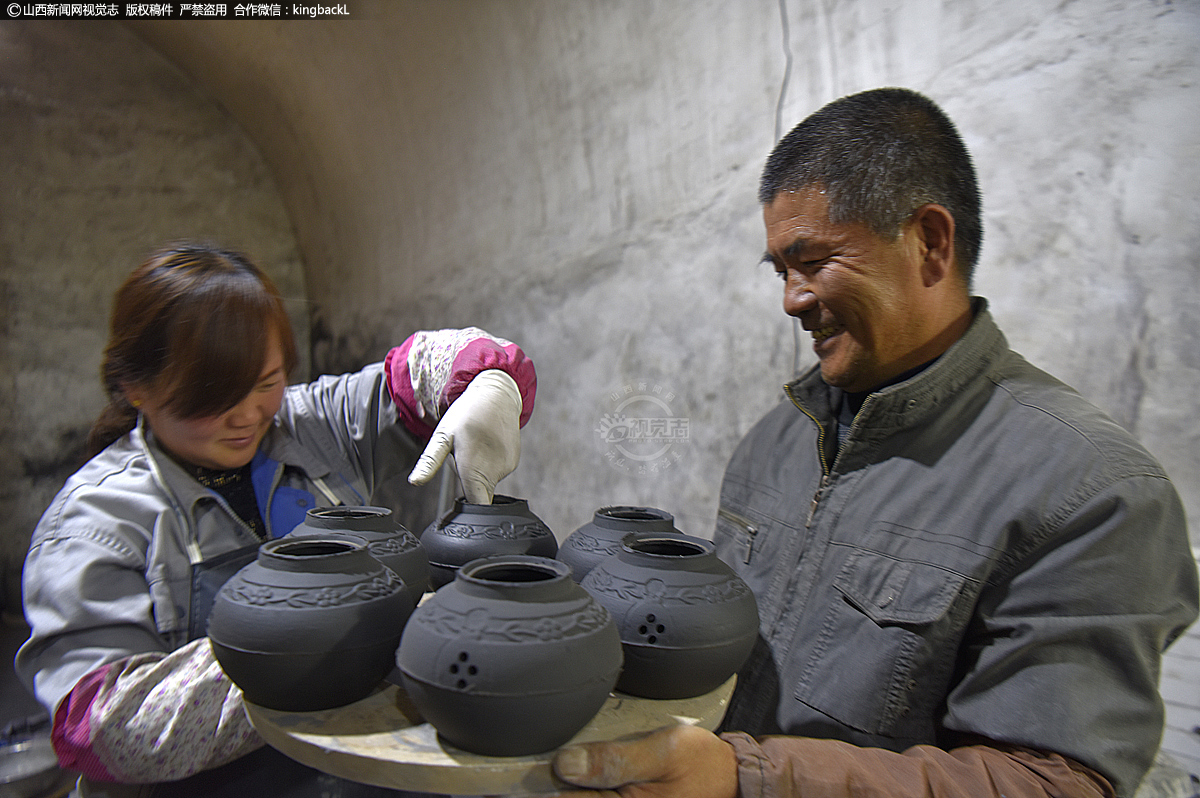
[246,675,735,796]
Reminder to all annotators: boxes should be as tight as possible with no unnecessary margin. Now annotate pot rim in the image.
[619,531,714,559]
[594,505,674,524]
[257,537,374,572]
[458,554,571,586]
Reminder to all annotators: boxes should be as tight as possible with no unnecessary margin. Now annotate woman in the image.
[15,243,537,796]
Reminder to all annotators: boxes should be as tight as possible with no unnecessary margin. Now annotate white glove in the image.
[407,369,523,504]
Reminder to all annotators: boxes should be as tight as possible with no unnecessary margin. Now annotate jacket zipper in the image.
[787,386,832,529]
[718,507,759,563]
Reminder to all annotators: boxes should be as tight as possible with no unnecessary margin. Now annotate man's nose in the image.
[784,277,818,317]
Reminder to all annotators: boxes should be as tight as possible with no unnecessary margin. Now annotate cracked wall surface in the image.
[3,1,1198,612]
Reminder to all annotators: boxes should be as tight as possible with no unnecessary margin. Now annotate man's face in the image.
[763,186,929,393]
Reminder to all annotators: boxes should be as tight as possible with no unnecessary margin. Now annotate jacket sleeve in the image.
[276,328,536,497]
[383,326,537,440]
[721,732,1115,798]
[940,472,1197,796]
[18,512,260,782]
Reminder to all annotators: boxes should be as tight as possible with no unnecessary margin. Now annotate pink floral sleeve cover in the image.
[384,327,537,440]
[51,638,262,783]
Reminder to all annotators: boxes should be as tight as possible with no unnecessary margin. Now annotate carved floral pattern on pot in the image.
[436,520,549,540]
[410,599,611,643]
[582,569,751,605]
[224,571,401,608]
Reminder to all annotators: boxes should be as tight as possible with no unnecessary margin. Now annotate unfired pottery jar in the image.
[395,555,622,756]
[208,537,414,711]
[419,495,557,589]
[580,531,759,699]
[290,505,430,605]
[557,506,679,582]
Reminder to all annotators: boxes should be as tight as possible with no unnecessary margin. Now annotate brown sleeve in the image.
[720,732,1115,798]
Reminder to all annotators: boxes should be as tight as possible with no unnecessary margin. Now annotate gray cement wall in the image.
[0,21,308,614]
[4,0,1198,599]
[4,0,1199,781]
[131,0,1200,551]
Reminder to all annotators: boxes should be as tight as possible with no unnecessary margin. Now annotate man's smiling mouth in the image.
[811,325,842,343]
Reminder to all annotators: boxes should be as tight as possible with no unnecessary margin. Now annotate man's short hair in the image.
[761,87,983,287]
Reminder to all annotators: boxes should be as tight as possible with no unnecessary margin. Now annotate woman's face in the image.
[129,329,287,471]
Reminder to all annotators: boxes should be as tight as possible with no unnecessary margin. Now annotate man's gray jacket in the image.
[714,301,1198,797]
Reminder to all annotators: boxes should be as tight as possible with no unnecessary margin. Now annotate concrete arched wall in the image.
[0,21,307,613]
[128,0,1200,552]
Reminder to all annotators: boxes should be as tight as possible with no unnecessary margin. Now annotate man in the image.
[540,88,1198,797]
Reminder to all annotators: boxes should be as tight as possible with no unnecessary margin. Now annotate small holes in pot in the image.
[456,679,467,689]
[449,664,459,674]
[646,614,656,623]
[647,635,658,644]
[656,624,665,633]
[458,652,469,662]
[468,665,478,675]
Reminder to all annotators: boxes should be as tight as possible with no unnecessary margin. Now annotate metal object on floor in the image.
[0,733,61,798]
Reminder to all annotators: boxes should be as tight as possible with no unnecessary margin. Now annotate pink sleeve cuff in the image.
[384,330,537,441]
[51,665,120,782]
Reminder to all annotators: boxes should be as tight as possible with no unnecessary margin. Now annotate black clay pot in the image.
[419,495,557,589]
[290,505,431,605]
[208,537,414,711]
[558,506,679,582]
[395,555,622,756]
[580,531,759,700]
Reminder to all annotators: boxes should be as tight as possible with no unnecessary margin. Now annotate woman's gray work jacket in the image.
[713,302,1198,798]
[17,363,421,717]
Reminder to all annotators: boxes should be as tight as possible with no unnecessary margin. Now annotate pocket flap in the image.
[833,550,967,625]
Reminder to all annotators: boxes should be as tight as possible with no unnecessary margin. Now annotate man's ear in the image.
[911,204,956,287]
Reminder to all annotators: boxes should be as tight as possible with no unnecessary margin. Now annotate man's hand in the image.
[408,369,522,504]
[542,725,739,798]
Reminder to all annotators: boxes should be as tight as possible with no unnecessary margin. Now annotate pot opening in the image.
[471,563,557,583]
[310,508,385,520]
[603,509,665,521]
[275,540,357,558]
[628,538,705,557]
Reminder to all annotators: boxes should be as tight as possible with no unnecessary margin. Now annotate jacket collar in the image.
[785,297,1008,435]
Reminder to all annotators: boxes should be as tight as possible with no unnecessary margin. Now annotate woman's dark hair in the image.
[86,243,298,457]
[760,87,983,288]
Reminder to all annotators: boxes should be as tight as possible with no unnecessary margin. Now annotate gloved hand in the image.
[407,369,522,504]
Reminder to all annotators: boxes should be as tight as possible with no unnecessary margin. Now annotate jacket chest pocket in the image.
[791,548,976,740]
